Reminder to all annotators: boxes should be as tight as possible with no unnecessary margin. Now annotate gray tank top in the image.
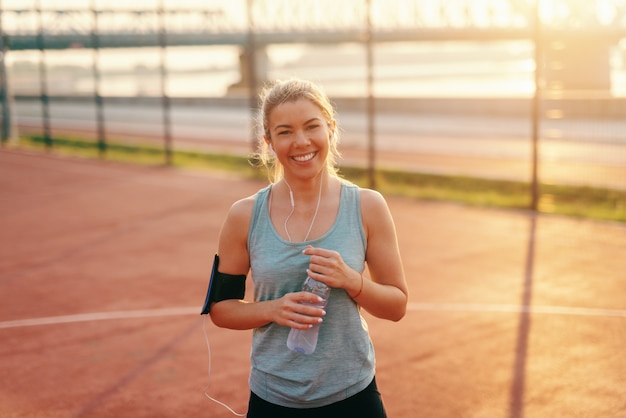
[247,181,376,408]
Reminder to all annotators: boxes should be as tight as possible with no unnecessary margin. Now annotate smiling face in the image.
[266,98,335,181]
[256,79,342,183]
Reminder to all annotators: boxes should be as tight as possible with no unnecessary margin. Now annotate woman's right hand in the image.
[272,291,327,330]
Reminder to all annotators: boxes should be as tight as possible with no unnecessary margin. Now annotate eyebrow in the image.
[272,117,322,131]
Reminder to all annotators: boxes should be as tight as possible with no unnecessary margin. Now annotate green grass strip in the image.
[13,134,626,223]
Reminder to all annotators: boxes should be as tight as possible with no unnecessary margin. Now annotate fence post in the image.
[0,0,11,145]
[91,1,106,158]
[158,1,172,166]
[365,0,376,189]
[36,0,52,150]
[531,0,542,211]
[247,0,258,153]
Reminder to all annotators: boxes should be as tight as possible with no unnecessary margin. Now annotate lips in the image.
[291,152,317,162]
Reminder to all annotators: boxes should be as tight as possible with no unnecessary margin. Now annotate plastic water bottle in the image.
[287,276,331,355]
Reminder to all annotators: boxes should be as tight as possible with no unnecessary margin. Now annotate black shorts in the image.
[246,376,387,418]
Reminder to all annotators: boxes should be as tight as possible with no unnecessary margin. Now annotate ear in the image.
[264,136,273,151]
[328,119,337,140]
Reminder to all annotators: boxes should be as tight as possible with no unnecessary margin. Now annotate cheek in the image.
[271,142,292,161]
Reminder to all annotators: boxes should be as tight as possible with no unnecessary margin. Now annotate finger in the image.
[296,310,324,322]
[295,290,324,304]
[308,251,331,266]
[303,246,330,257]
[288,318,317,330]
[310,252,341,272]
[307,265,334,279]
[305,270,330,288]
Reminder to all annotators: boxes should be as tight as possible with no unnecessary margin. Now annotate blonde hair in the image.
[253,78,341,183]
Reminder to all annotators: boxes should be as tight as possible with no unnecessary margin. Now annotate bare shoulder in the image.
[356,187,395,234]
[222,192,259,235]
[218,191,262,272]
[358,187,390,214]
[228,194,257,219]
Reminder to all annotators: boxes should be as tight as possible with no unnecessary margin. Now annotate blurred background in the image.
[1,0,625,194]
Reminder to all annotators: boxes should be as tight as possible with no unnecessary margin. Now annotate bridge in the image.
[2,0,626,91]
[3,0,626,48]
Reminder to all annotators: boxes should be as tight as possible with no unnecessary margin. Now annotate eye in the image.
[277,130,291,136]
[306,124,320,130]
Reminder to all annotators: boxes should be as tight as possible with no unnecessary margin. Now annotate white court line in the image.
[0,307,199,329]
[1,303,625,330]
[408,303,626,318]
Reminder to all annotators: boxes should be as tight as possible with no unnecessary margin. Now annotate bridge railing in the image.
[5,0,624,40]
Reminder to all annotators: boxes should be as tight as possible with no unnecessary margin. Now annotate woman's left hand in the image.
[302,245,362,297]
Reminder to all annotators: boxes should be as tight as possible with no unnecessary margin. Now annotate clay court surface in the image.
[1,149,625,418]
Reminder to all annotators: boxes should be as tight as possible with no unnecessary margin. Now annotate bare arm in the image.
[357,189,408,320]
[209,196,326,330]
[303,189,408,321]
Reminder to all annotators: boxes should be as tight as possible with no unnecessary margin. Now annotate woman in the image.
[209,78,408,417]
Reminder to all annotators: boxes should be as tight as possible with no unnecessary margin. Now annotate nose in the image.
[294,129,310,146]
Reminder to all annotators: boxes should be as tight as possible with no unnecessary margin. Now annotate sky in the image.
[2,0,625,34]
[2,0,623,27]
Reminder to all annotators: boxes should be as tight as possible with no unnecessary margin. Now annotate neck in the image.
[281,174,325,242]
[282,171,328,198]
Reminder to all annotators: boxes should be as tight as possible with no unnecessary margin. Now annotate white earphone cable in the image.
[202,316,247,416]
[283,177,323,242]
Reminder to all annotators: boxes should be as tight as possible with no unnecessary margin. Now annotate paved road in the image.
[12,99,626,189]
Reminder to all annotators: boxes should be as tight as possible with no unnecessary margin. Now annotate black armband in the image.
[200,253,246,315]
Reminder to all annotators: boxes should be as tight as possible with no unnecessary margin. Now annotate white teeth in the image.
[293,152,315,162]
